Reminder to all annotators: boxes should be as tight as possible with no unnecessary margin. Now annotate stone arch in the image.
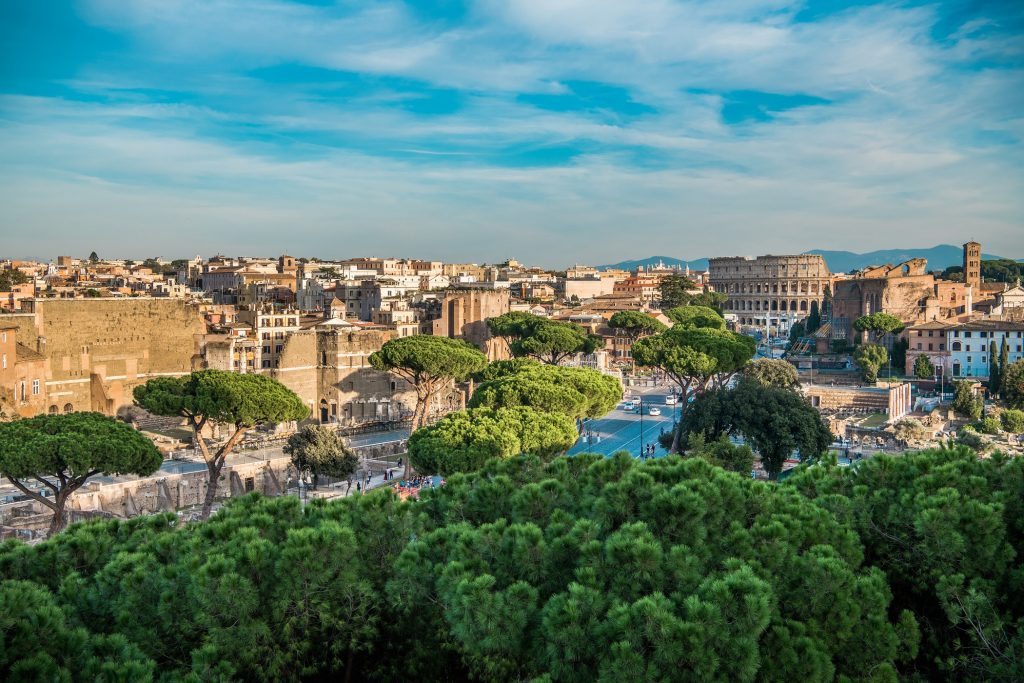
[48,405,58,414]
[63,403,73,413]
[800,300,808,312]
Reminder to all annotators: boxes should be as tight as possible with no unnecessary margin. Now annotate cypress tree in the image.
[989,343,1001,395]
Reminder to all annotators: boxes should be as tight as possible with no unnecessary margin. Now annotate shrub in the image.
[999,408,1024,433]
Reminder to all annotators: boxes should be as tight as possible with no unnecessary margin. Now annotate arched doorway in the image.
[63,403,73,413]
[319,399,328,423]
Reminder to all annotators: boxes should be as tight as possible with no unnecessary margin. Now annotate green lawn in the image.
[858,413,889,429]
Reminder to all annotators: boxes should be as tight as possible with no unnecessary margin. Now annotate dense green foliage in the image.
[664,305,726,330]
[1000,408,1024,433]
[683,381,832,479]
[408,407,578,475]
[954,380,984,420]
[134,370,308,518]
[657,274,700,308]
[469,364,621,421]
[607,311,666,340]
[789,447,1024,681]
[742,358,799,389]
[0,413,162,533]
[685,433,755,474]
[942,259,1024,284]
[854,343,888,383]
[2,453,934,682]
[914,353,935,379]
[853,313,905,336]
[1003,360,1024,409]
[0,268,30,291]
[284,425,359,487]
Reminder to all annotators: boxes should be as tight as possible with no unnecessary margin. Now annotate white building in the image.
[947,320,1024,379]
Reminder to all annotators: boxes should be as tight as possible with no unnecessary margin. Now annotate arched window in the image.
[800,301,808,312]
[63,403,73,413]
[790,299,798,311]
[952,341,962,351]
[48,405,58,414]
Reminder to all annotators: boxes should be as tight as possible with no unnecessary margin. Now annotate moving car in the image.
[648,406,661,416]
[664,395,678,406]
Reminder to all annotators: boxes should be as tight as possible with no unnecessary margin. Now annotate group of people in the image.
[639,443,658,459]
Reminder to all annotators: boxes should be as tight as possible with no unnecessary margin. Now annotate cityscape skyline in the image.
[2,1,1022,265]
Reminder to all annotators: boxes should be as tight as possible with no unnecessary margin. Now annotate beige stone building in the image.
[709,254,832,333]
[0,298,208,417]
[432,289,511,360]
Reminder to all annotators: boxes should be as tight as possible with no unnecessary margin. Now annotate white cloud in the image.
[1,0,1020,263]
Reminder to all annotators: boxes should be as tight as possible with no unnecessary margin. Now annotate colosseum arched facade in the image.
[708,254,832,334]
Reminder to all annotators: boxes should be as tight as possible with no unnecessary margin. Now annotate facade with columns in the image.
[708,254,832,334]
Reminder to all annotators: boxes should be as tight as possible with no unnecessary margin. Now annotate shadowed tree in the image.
[684,381,832,479]
[0,412,162,534]
[854,343,888,383]
[913,354,935,380]
[658,274,699,309]
[743,358,799,389]
[369,335,488,477]
[134,370,308,519]
[284,424,359,493]
[1002,359,1024,409]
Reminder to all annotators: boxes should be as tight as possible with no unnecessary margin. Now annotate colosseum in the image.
[708,254,832,334]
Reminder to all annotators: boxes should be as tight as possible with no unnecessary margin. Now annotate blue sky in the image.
[1,0,1022,266]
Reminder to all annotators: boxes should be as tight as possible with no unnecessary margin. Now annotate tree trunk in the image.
[200,459,223,520]
[47,492,70,535]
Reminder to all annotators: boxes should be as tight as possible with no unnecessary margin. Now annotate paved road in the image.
[569,385,682,459]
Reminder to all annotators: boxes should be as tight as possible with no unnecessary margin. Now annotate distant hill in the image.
[597,245,1014,275]
[595,256,709,271]
[805,245,1009,274]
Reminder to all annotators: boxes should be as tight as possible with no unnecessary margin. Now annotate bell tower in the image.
[963,241,981,292]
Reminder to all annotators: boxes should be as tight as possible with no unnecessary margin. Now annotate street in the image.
[569,384,680,458]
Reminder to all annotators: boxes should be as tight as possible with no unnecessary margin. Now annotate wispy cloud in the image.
[0,0,1021,264]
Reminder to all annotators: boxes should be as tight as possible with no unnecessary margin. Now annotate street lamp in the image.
[639,396,644,459]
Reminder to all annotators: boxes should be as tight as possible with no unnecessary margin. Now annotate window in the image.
[928,344,933,351]
[1,354,5,369]
[1,332,5,342]
[940,344,945,351]
[981,344,987,352]
[916,330,922,336]
[275,345,283,353]
[262,360,270,368]
[32,379,39,395]
[967,356,972,363]
[966,345,971,352]
[262,345,270,354]
[20,382,26,401]
[916,343,922,350]
[952,341,962,351]
[965,331,972,338]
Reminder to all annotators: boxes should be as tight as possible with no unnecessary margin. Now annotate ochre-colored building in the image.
[0,298,208,417]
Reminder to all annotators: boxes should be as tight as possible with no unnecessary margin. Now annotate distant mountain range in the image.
[597,245,1017,275]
